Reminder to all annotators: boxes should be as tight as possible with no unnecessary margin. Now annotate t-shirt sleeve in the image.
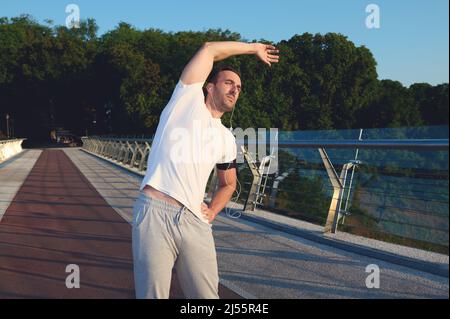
[217,131,237,164]
[162,80,205,115]
[175,80,204,98]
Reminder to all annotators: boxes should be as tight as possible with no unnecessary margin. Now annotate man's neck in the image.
[205,101,224,119]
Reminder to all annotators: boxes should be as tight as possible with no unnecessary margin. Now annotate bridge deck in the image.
[0,148,448,299]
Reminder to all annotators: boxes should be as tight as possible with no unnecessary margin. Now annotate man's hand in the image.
[254,43,280,67]
[201,202,216,224]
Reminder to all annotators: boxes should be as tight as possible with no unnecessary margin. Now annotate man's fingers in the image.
[201,208,214,223]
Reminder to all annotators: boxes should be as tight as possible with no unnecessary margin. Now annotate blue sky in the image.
[1,0,448,87]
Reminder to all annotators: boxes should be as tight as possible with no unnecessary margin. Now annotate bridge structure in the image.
[0,134,448,299]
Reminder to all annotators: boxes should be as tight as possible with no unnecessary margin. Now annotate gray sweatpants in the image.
[132,192,219,299]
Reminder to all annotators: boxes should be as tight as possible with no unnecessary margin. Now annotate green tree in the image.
[361,80,423,128]
[410,83,449,125]
[0,15,448,141]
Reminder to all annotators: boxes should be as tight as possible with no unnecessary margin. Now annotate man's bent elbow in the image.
[201,42,213,52]
[201,42,221,61]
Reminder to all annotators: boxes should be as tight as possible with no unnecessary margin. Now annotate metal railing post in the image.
[318,148,344,233]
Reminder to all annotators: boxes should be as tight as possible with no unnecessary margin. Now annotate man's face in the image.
[210,70,242,112]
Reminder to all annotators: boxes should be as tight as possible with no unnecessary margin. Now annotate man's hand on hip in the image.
[201,202,216,224]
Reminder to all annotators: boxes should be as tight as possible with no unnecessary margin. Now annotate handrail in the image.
[0,138,27,143]
[87,137,449,151]
[235,139,449,151]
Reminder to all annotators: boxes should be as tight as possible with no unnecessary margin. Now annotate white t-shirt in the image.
[139,80,237,224]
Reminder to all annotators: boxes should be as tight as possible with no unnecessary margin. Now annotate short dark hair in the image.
[206,66,241,84]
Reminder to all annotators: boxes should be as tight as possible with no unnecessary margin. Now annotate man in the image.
[132,41,280,299]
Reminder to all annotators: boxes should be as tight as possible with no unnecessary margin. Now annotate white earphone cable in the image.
[210,86,242,219]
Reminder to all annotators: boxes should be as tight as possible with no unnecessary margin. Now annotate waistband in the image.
[137,191,187,214]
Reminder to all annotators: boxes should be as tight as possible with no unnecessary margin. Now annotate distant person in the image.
[132,41,279,299]
[50,130,57,142]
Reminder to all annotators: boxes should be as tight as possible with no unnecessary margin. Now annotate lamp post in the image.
[6,114,9,138]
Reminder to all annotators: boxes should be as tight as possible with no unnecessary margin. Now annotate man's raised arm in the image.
[180,41,280,85]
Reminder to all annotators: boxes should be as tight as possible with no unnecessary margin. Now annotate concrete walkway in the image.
[0,150,42,222]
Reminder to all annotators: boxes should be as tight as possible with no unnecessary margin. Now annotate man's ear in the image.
[206,83,214,93]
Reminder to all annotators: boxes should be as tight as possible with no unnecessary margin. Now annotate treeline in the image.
[0,15,448,141]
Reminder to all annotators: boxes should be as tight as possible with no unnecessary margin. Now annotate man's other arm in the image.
[202,166,237,223]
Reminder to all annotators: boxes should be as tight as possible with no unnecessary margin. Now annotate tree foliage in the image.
[0,15,448,141]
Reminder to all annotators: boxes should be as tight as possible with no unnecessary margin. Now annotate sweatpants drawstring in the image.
[175,206,187,225]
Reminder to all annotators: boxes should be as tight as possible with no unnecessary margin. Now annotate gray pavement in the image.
[212,215,448,298]
[0,150,42,222]
[1,148,448,298]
